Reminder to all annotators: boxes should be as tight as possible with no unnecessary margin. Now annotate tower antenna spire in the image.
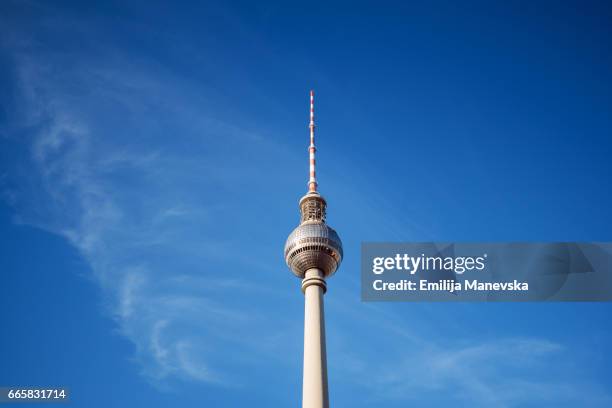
[308,90,317,193]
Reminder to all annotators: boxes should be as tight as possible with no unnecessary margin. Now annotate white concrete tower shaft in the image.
[301,268,329,408]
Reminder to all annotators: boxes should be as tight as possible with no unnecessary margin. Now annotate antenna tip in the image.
[310,90,314,96]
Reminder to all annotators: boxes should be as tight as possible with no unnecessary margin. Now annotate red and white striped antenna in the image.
[308,90,318,193]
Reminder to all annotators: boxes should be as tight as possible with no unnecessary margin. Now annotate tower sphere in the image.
[284,219,343,278]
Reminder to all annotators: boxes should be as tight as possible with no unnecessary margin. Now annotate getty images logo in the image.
[372,253,488,275]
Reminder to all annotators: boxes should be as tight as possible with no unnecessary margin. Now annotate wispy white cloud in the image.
[329,300,611,407]
[1,37,302,387]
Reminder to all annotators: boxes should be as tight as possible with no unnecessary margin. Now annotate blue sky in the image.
[1,0,612,406]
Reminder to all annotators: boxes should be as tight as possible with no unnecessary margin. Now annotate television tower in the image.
[284,90,343,408]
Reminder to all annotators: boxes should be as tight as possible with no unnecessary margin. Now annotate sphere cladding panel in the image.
[284,222,343,278]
